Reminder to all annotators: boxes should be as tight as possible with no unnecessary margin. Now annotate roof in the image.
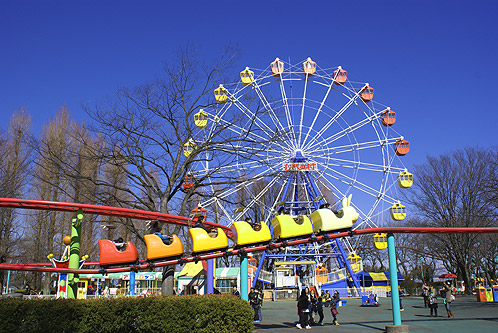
[216,267,239,278]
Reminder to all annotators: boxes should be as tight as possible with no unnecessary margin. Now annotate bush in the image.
[0,295,253,333]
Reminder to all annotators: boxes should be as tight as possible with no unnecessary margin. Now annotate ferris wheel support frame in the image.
[251,159,364,296]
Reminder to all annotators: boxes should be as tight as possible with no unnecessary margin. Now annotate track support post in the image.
[240,254,248,301]
[206,259,214,294]
[129,270,136,296]
[67,209,83,299]
[387,233,402,325]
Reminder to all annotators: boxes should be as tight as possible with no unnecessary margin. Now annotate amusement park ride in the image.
[0,57,416,300]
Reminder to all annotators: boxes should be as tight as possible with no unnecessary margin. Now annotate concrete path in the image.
[253,296,498,332]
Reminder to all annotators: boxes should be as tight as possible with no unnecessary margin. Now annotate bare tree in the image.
[0,109,32,294]
[405,148,497,292]
[75,45,283,295]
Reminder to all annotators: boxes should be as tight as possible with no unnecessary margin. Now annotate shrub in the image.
[0,295,253,333]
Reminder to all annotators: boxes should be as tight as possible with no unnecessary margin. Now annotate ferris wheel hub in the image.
[293,149,306,162]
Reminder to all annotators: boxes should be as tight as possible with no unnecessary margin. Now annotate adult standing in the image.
[443,283,454,318]
[296,287,311,329]
[249,287,263,322]
[309,288,318,325]
[232,286,240,297]
[422,283,429,308]
[316,291,325,326]
[331,290,341,325]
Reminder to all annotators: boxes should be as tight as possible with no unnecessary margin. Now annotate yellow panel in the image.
[189,227,228,253]
[178,262,204,277]
[369,272,388,281]
[271,214,313,239]
[230,220,272,247]
[144,234,184,261]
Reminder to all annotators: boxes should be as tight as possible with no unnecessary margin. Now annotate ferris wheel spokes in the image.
[305,85,367,149]
[304,107,396,153]
[319,165,398,204]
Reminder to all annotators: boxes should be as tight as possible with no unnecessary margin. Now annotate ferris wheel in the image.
[186,57,411,252]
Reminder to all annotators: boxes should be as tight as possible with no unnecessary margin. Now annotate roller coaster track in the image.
[1,198,498,274]
[0,197,232,235]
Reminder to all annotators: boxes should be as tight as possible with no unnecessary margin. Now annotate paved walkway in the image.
[253,296,498,332]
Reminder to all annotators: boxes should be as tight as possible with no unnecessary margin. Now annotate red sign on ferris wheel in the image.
[283,162,317,171]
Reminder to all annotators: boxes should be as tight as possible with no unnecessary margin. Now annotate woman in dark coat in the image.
[296,287,311,329]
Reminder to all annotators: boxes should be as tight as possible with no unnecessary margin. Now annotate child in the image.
[428,293,438,317]
[330,297,339,325]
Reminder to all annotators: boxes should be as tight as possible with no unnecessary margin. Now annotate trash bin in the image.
[485,287,493,302]
[492,286,498,302]
[476,287,487,302]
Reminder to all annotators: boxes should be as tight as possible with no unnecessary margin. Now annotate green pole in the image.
[5,260,12,293]
[420,257,424,283]
[388,233,402,326]
[67,209,83,299]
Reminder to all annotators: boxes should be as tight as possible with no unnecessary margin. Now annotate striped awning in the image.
[216,267,239,278]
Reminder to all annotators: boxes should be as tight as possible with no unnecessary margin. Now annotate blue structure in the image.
[251,150,363,297]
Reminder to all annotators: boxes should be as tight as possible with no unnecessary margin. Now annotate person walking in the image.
[309,289,318,325]
[249,288,263,322]
[297,287,311,329]
[232,286,240,297]
[443,283,454,318]
[315,291,325,326]
[422,283,430,308]
[428,293,438,317]
[330,296,339,325]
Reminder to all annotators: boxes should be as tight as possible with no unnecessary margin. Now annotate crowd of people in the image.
[297,287,341,329]
[422,282,455,318]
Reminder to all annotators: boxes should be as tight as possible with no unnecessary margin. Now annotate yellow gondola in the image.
[270,214,313,239]
[194,109,208,129]
[302,57,316,76]
[189,227,228,254]
[373,233,388,250]
[214,84,228,103]
[230,220,272,247]
[144,234,184,261]
[348,253,362,272]
[183,140,196,157]
[390,203,406,221]
[397,171,413,188]
[240,67,254,86]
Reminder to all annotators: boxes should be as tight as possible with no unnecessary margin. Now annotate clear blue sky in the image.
[1,0,497,172]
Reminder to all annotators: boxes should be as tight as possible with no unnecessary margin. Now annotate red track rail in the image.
[1,227,498,274]
[0,197,232,235]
